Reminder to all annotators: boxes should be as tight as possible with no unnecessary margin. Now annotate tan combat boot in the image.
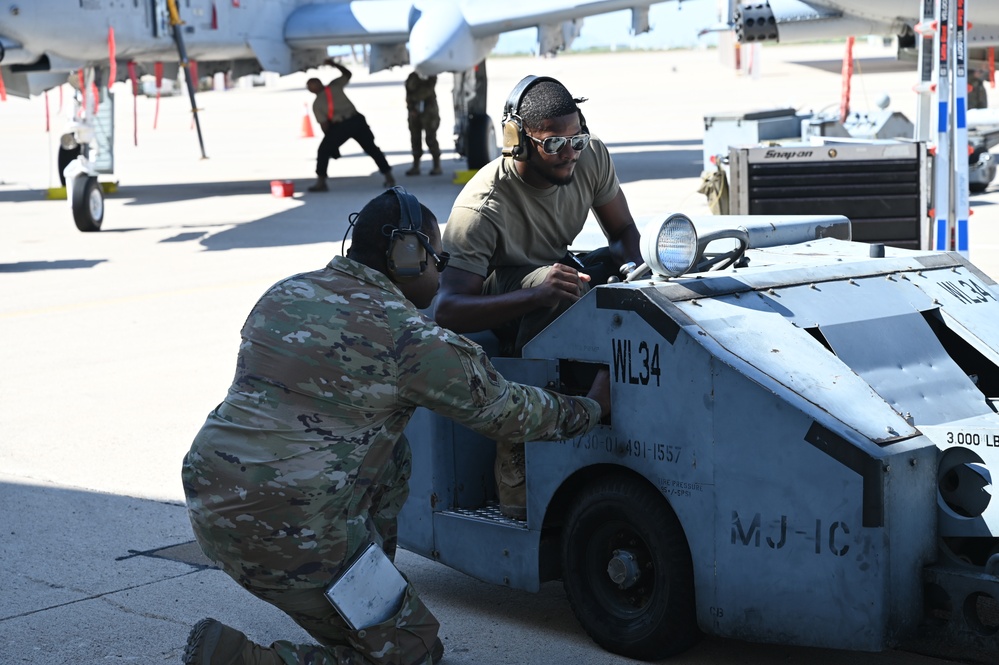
[405,158,421,176]
[183,618,283,665]
[494,439,526,520]
[429,156,442,176]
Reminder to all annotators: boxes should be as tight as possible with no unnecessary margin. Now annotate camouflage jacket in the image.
[182,256,600,589]
[405,72,438,115]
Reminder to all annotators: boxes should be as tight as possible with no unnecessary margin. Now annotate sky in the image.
[493,1,722,54]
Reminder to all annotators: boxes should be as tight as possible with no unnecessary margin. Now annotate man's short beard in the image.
[527,158,575,187]
[543,171,575,187]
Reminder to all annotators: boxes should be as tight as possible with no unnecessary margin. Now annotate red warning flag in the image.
[108,27,117,85]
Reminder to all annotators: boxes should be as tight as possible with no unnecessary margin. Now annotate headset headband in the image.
[392,186,422,232]
[502,75,559,123]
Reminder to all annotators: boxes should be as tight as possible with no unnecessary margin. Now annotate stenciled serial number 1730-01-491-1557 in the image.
[567,432,683,464]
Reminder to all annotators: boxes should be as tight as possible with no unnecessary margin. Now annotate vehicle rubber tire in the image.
[562,474,699,660]
[969,147,992,193]
[72,176,104,232]
[466,113,496,170]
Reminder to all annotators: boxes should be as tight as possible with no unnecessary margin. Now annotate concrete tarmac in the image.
[2,42,993,664]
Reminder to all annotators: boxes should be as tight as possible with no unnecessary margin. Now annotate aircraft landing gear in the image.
[57,144,82,187]
[71,175,104,232]
[453,60,499,170]
[465,113,497,170]
[65,154,104,232]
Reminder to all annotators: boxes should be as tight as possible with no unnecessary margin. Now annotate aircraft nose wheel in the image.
[72,176,104,232]
[561,474,700,660]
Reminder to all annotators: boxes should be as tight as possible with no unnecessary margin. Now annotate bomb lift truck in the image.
[398,213,999,662]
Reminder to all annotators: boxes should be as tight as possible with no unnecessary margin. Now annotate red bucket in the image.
[270,180,294,197]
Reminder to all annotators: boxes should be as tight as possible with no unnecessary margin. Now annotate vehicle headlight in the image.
[640,213,698,278]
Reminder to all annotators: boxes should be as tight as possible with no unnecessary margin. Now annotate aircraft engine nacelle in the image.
[409,3,498,77]
[734,0,898,44]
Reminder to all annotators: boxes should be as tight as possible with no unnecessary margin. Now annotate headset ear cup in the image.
[387,231,426,282]
[502,118,522,159]
[385,186,428,283]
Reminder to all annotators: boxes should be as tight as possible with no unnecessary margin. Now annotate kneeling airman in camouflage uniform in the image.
[180,187,610,665]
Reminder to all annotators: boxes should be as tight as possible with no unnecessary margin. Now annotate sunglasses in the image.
[527,133,591,155]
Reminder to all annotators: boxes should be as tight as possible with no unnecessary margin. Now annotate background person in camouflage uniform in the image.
[181,188,610,665]
[404,72,442,176]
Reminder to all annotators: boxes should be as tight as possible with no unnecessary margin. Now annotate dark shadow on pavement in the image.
[0,259,107,272]
[790,57,917,76]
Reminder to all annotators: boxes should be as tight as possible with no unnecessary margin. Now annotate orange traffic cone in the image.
[301,104,315,138]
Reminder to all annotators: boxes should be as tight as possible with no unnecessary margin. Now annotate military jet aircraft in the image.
[0,0,668,231]
[727,0,999,50]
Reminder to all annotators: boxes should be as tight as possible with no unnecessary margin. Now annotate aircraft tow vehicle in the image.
[398,213,999,663]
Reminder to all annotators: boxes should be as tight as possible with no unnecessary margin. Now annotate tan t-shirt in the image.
[443,137,620,277]
[312,75,357,124]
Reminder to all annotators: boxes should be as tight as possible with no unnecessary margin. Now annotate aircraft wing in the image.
[0,0,669,97]
[285,0,668,76]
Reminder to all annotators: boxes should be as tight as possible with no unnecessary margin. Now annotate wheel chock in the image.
[46,181,115,200]
[452,169,478,185]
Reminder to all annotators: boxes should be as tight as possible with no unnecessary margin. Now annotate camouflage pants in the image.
[408,112,440,161]
[484,264,591,356]
[247,580,440,665]
[183,431,441,665]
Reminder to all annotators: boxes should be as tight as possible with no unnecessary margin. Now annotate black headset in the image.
[501,75,589,161]
[385,186,429,282]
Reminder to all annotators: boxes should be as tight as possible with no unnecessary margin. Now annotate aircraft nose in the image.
[409,4,495,77]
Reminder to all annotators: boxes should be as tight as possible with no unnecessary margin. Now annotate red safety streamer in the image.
[108,27,117,86]
[990,47,996,88]
[128,61,139,146]
[211,3,218,29]
[839,36,855,124]
[154,62,163,129]
[78,69,86,118]
[44,90,50,131]
[0,68,6,102]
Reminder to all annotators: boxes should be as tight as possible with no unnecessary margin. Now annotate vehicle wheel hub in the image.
[607,548,641,589]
